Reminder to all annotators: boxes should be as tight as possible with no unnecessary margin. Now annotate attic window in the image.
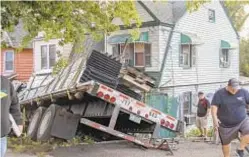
[208,9,215,23]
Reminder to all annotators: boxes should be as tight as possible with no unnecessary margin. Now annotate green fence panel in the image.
[145,92,178,138]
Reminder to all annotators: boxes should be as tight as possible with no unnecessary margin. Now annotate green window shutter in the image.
[181,33,191,44]
[221,40,231,49]
[138,32,149,42]
[109,32,149,44]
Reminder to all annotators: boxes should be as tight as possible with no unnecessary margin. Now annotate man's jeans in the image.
[0,136,7,157]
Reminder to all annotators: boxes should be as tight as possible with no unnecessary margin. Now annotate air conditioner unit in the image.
[184,115,196,125]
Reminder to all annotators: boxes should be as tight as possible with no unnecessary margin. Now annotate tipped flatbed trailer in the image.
[20,45,183,154]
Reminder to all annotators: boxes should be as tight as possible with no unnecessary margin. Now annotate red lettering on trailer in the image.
[166,115,176,121]
[151,109,161,115]
[100,85,107,90]
[119,94,129,99]
[107,88,113,92]
[136,102,146,107]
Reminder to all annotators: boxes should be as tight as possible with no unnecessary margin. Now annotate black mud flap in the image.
[51,108,81,140]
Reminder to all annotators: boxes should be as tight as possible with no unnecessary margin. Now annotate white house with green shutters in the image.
[106,1,240,126]
[32,1,239,128]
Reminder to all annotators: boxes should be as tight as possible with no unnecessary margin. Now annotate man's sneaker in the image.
[236,149,244,157]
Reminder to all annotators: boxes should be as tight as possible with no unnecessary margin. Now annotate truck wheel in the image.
[27,107,46,140]
[37,104,58,141]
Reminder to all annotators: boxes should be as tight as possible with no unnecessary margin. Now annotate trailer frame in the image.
[21,80,183,153]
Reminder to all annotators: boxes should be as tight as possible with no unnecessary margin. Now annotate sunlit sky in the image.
[240,5,249,38]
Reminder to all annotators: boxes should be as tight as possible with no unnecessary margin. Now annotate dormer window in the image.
[208,9,215,23]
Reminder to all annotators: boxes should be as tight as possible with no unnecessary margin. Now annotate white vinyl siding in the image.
[160,1,239,88]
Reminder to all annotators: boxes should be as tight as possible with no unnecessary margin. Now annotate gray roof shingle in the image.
[4,21,32,48]
[112,1,186,26]
[141,1,186,24]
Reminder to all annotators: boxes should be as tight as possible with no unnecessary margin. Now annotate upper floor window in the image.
[208,9,215,23]
[5,51,14,72]
[179,44,196,68]
[41,44,56,69]
[112,43,151,67]
[220,49,230,68]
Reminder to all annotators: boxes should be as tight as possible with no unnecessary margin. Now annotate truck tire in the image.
[27,107,46,140]
[37,104,59,141]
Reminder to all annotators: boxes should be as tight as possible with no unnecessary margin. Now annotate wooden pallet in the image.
[120,67,155,92]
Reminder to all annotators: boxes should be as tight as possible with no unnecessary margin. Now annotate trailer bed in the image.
[20,48,183,153]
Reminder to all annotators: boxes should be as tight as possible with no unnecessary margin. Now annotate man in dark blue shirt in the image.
[211,78,249,157]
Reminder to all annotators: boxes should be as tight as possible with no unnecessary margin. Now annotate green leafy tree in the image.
[223,1,249,31]
[1,1,141,48]
[240,39,249,77]
[1,1,141,73]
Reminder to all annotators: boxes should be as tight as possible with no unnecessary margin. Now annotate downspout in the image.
[157,25,175,88]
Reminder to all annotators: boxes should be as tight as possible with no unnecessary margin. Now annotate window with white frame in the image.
[220,49,230,68]
[112,43,151,67]
[5,51,14,72]
[41,44,56,69]
[179,44,196,68]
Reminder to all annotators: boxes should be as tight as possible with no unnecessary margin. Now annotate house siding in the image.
[1,48,33,82]
[107,26,162,72]
[160,1,239,92]
[157,1,239,132]
[33,38,72,72]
